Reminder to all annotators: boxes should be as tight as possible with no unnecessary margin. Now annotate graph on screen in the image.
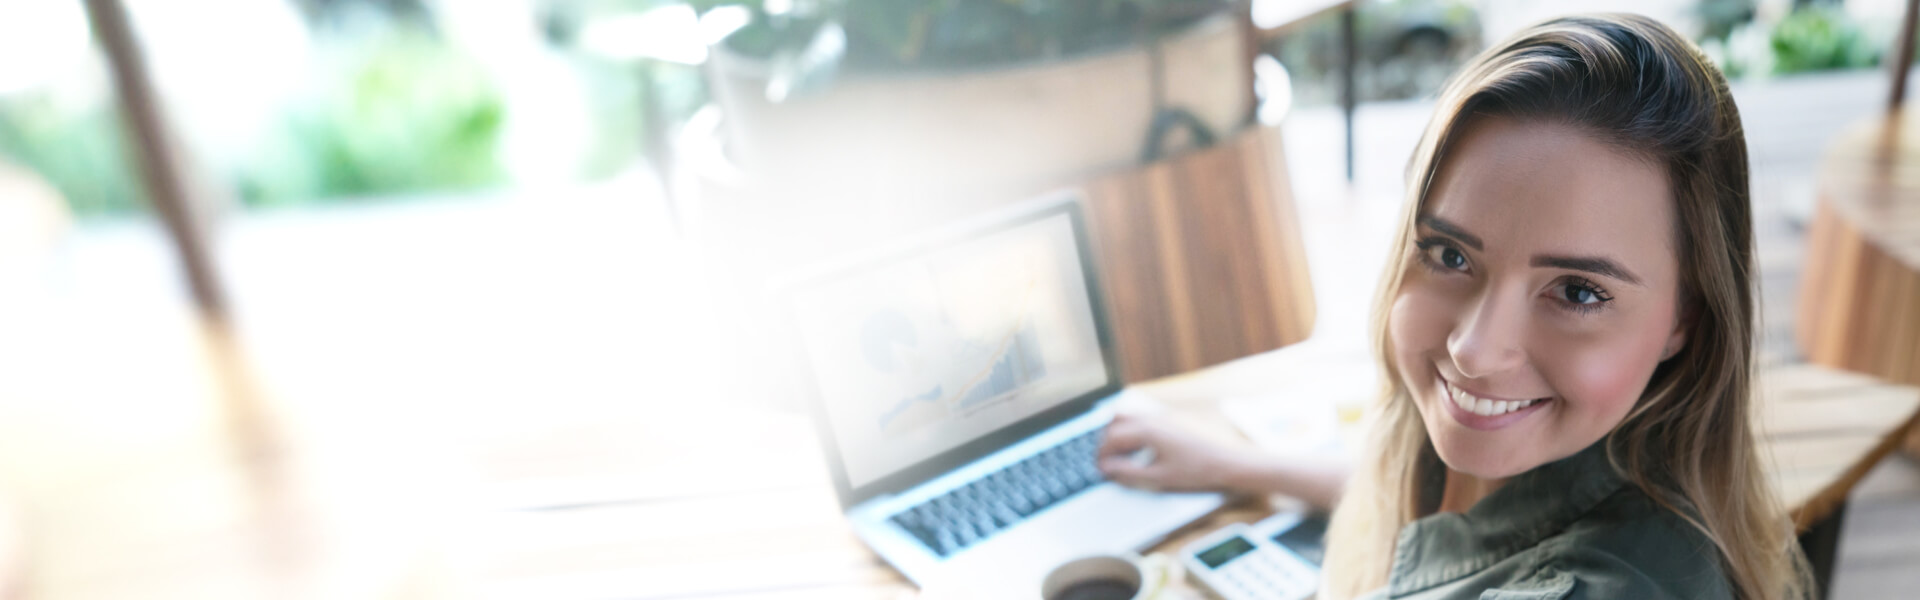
[788,211,1108,487]
[870,280,1049,436]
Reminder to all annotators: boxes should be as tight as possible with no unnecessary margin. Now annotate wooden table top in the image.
[1817,108,1920,270]
[468,348,1920,598]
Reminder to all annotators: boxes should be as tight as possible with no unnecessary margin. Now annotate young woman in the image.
[1097,14,1810,600]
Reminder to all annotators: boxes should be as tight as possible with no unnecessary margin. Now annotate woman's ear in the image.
[1662,303,1693,361]
[1661,330,1686,361]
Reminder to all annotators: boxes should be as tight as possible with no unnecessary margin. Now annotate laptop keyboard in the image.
[888,428,1107,557]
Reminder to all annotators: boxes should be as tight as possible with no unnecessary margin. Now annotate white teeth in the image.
[1448,383,1544,417]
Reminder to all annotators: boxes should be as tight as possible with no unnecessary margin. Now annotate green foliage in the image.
[0,95,149,218]
[0,28,509,217]
[237,31,506,207]
[1769,6,1881,75]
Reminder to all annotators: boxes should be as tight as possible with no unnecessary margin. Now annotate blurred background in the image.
[1,0,1918,598]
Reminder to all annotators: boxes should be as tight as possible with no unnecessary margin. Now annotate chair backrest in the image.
[1079,125,1315,382]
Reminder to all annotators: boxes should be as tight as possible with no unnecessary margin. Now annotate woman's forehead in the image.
[1423,117,1677,274]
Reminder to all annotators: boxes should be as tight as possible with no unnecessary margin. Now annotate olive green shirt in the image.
[1360,441,1732,600]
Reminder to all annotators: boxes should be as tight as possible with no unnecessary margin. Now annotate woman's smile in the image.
[1434,372,1554,431]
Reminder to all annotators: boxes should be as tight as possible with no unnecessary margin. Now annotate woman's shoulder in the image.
[1496,486,1733,600]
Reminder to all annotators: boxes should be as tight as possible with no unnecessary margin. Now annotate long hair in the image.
[1321,14,1810,600]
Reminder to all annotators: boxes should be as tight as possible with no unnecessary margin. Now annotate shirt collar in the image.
[1387,440,1626,596]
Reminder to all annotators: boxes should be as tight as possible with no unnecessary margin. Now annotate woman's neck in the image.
[1437,468,1508,514]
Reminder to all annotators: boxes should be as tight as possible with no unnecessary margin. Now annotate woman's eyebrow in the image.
[1416,215,1483,250]
[1531,255,1645,286]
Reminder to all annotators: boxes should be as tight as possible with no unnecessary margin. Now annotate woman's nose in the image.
[1447,288,1526,379]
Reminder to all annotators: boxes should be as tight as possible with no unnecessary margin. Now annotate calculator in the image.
[1179,512,1323,600]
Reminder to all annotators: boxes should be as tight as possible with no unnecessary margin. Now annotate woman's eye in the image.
[1553,277,1612,309]
[1423,243,1469,272]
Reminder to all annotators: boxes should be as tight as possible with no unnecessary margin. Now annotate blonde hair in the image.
[1321,14,1810,600]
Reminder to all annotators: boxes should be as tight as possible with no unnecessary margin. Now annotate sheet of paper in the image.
[1217,345,1376,459]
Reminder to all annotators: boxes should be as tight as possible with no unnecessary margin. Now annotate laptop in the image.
[771,192,1225,596]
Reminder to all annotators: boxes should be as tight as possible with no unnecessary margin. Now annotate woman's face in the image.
[1389,116,1689,479]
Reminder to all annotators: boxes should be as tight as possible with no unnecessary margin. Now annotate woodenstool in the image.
[1797,109,1920,459]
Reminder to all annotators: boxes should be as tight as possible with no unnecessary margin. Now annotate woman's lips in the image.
[1437,376,1552,431]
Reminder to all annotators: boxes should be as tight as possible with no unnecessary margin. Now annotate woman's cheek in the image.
[1543,332,1665,420]
[1389,280,1457,384]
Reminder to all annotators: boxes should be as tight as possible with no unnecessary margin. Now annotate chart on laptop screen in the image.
[790,212,1109,488]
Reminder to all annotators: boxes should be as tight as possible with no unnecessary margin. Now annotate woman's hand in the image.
[1095,412,1252,494]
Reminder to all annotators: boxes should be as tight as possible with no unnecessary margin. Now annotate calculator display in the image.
[1197,535,1257,569]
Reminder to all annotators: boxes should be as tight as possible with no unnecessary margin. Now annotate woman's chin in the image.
[1419,412,1542,480]
[1430,436,1538,480]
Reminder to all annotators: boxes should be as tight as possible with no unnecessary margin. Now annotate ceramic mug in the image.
[1040,553,1172,600]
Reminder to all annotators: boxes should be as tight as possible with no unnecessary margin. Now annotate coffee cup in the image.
[1040,553,1170,600]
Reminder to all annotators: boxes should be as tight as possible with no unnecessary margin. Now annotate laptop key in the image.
[1060,464,1088,490]
[961,481,987,500]
[1008,491,1036,515]
[991,502,1021,526]
[890,512,919,531]
[1081,460,1106,482]
[891,514,937,549]
[1043,475,1070,498]
[971,514,999,537]
[1026,482,1053,506]
[954,522,979,547]
[986,471,1012,492]
[935,528,959,556]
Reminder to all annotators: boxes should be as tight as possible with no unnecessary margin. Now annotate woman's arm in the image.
[1095,412,1350,511]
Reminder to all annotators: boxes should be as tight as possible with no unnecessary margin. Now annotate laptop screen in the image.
[787,206,1112,490]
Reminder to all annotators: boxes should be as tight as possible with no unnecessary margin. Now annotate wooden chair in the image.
[1081,124,1315,383]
